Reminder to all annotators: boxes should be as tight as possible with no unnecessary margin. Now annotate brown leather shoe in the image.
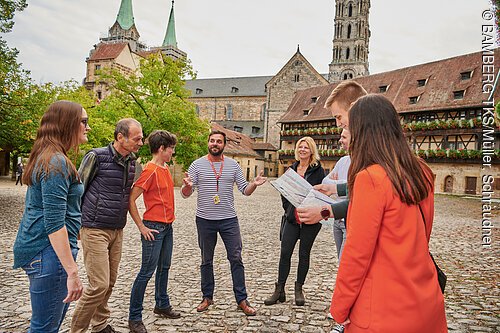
[128,320,147,333]
[196,298,214,312]
[154,306,181,319]
[238,299,257,316]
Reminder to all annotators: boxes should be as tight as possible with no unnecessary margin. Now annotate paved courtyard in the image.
[0,178,498,332]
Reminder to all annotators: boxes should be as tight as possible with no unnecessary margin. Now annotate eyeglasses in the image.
[81,118,89,127]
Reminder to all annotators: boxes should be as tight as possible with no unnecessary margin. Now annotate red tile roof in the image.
[88,43,129,61]
[211,123,259,157]
[280,49,500,123]
[252,142,278,151]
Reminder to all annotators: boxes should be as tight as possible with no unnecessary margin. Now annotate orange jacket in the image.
[330,164,447,333]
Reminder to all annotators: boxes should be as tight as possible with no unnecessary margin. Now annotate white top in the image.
[187,155,248,220]
[322,155,351,185]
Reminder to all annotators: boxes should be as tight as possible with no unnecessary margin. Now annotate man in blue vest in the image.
[71,118,143,333]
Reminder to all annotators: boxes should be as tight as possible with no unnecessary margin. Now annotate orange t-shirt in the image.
[133,162,175,223]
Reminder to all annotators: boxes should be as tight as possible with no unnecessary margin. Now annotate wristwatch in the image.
[320,206,331,220]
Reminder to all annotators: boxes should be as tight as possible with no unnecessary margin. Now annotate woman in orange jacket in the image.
[329,94,447,333]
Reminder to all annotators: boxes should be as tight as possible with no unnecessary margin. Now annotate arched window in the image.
[348,3,353,17]
[347,24,352,39]
[346,47,350,60]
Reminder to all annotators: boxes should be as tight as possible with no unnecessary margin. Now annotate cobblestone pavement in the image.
[0,178,498,332]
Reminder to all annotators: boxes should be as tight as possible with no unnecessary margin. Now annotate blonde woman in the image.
[265,136,325,306]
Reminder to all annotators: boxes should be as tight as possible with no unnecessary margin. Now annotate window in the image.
[417,79,427,87]
[260,104,266,121]
[234,126,243,133]
[453,90,465,100]
[95,64,101,71]
[97,91,102,100]
[461,71,472,80]
[231,86,239,93]
[409,96,419,104]
[348,4,353,16]
[195,104,200,115]
[226,104,233,120]
[294,74,300,82]
[379,85,388,93]
[347,24,352,39]
[346,47,350,60]
[195,88,203,94]
[311,96,318,103]
[252,126,260,134]
[303,109,310,116]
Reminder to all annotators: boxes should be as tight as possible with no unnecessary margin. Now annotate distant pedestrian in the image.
[71,118,143,333]
[128,130,180,333]
[181,130,267,316]
[15,161,23,186]
[13,100,89,333]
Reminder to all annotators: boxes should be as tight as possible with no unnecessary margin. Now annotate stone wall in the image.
[430,162,499,197]
[190,96,266,122]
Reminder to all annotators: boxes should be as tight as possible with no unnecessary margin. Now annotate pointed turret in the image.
[157,0,186,60]
[116,0,135,30]
[100,0,146,52]
[163,1,178,47]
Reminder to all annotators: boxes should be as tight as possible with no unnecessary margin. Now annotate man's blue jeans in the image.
[196,216,248,304]
[22,244,78,333]
[129,221,173,321]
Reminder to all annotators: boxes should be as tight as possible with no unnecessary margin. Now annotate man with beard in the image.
[181,130,267,316]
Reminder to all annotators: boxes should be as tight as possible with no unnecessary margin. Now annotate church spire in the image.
[116,0,135,30]
[163,1,177,47]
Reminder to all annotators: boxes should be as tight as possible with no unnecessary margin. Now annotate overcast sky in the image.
[2,0,494,84]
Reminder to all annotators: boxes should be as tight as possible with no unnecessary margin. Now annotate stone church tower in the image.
[100,0,147,52]
[328,0,370,82]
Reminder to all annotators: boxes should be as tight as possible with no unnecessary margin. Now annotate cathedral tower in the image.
[328,0,370,82]
[100,0,146,52]
[158,1,187,60]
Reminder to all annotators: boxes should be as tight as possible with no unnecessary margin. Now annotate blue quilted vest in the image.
[81,145,136,229]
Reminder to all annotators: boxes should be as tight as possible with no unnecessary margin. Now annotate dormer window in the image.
[460,71,472,80]
[453,90,465,100]
[195,88,203,94]
[303,109,310,116]
[417,79,427,87]
[409,96,420,104]
[311,96,318,103]
[379,85,388,93]
[231,86,239,93]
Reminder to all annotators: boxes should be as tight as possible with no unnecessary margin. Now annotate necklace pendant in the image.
[213,194,220,204]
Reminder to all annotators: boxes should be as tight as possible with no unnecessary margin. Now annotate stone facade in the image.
[190,96,266,123]
[431,162,500,197]
[328,0,370,82]
[265,49,329,148]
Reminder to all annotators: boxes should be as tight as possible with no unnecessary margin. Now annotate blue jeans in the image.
[129,221,173,321]
[196,216,247,304]
[22,244,78,333]
[333,219,346,259]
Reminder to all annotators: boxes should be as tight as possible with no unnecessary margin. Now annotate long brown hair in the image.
[23,101,83,185]
[347,94,433,204]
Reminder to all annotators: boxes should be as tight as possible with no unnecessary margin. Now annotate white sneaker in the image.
[331,323,344,333]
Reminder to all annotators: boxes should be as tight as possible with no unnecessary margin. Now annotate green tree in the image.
[98,53,209,169]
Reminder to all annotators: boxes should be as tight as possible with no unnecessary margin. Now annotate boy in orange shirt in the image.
[128,130,179,333]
